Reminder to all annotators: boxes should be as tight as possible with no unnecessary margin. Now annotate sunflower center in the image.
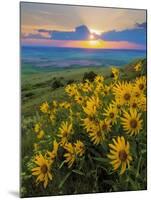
[96,131,102,137]
[41,164,48,174]
[135,92,140,97]
[124,93,131,100]
[139,84,144,90]
[117,105,121,109]
[110,112,115,118]
[102,124,107,130]
[63,131,68,137]
[130,119,137,128]
[119,150,127,161]
[111,72,114,77]
[132,103,137,108]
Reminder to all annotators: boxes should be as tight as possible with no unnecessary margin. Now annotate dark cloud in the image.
[37,29,51,33]
[37,25,99,41]
[52,25,90,40]
[135,22,147,29]
[100,22,146,45]
[22,33,50,39]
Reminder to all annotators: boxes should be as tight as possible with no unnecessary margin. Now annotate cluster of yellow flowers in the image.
[31,64,146,188]
[32,140,58,188]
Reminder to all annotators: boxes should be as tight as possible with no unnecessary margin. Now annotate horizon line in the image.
[21,45,146,51]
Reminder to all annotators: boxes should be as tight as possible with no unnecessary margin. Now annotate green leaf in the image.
[72,169,85,176]
[58,172,72,189]
[88,147,101,157]
[141,149,147,155]
[136,154,142,178]
[59,160,66,169]
[93,157,108,163]
[103,179,115,185]
[128,177,139,190]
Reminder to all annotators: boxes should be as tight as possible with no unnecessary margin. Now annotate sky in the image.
[21,2,147,50]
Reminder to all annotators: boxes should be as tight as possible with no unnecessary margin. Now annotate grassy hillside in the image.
[22,66,113,116]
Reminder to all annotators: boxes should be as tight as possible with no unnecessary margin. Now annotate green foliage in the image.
[66,79,75,85]
[83,71,97,82]
[51,79,64,90]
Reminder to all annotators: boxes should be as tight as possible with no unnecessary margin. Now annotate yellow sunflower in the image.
[64,143,76,168]
[82,117,98,132]
[121,108,143,136]
[65,84,78,97]
[113,82,133,105]
[74,140,85,157]
[100,118,111,134]
[138,95,147,112]
[33,143,39,151]
[37,130,45,139]
[88,95,100,108]
[107,136,132,175]
[58,121,73,146]
[31,154,53,188]
[40,102,49,113]
[34,123,41,133]
[111,67,119,80]
[59,101,71,109]
[81,81,93,92]
[129,97,139,110]
[111,99,123,114]
[49,113,55,124]
[52,100,57,108]
[94,75,104,84]
[83,95,100,117]
[102,85,110,96]
[103,104,118,124]
[83,103,96,117]
[134,62,142,72]
[34,122,45,139]
[133,87,144,99]
[89,125,105,145]
[134,76,146,93]
[74,93,84,105]
[47,140,59,160]
[94,83,104,96]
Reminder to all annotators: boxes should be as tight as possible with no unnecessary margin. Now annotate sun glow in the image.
[90,29,102,35]
[89,34,95,40]
[88,40,101,47]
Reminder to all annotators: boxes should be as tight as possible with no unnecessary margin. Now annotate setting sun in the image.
[90,29,102,35]
[89,34,95,40]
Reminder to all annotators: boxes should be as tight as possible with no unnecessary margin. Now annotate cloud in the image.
[100,22,146,45]
[135,22,147,29]
[37,25,99,41]
[37,29,51,34]
[22,33,50,39]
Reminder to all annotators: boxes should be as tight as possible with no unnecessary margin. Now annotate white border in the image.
[0,0,150,199]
